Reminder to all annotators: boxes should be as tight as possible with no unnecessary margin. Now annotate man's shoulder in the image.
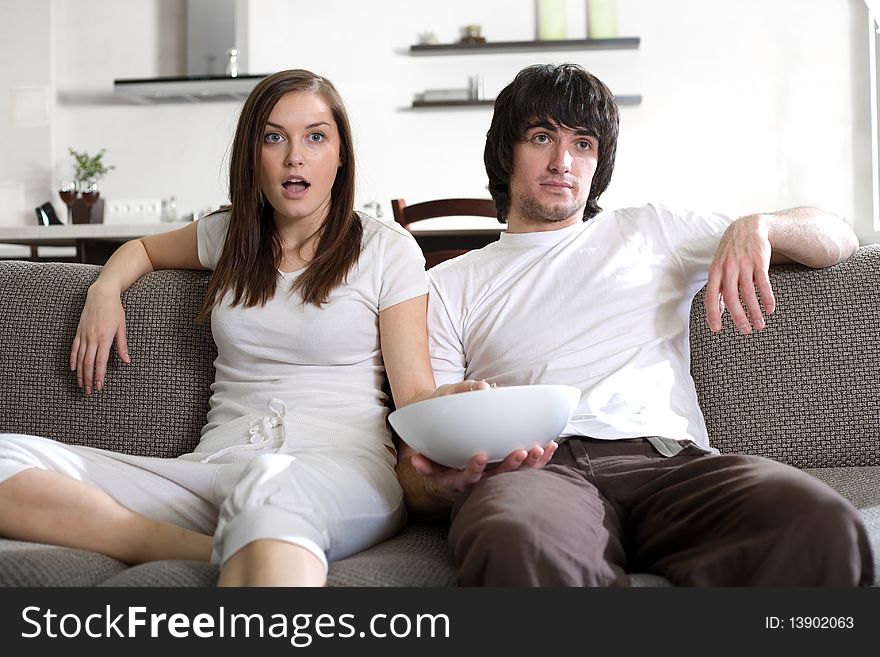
[428,241,502,283]
[602,203,730,232]
[602,203,676,224]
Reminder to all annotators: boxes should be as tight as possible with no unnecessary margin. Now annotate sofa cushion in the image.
[0,539,126,586]
[0,523,456,587]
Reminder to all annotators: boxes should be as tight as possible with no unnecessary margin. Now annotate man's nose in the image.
[548,145,572,173]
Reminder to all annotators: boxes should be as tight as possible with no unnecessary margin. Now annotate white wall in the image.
[0,0,52,227]
[1,0,875,242]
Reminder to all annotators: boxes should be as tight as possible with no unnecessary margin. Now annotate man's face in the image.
[507,119,599,230]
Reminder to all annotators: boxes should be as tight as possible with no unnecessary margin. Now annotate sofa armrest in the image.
[0,261,215,457]
[689,245,880,468]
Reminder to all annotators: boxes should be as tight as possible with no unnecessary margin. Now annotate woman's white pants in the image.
[0,401,405,573]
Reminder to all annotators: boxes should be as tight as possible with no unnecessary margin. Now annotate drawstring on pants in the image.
[200,398,288,463]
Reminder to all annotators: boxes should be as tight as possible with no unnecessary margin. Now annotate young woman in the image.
[0,69,460,586]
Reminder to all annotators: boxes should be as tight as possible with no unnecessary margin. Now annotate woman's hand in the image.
[69,282,130,395]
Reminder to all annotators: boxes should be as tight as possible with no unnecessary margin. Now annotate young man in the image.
[396,63,873,586]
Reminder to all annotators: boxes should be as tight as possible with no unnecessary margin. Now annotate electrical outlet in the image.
[105,199,163,224]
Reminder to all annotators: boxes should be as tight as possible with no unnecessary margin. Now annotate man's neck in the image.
[505,214,582,234]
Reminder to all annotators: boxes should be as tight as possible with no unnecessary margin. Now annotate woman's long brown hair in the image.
[198,69,362,321]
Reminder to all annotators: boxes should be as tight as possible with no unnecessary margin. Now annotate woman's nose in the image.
[285,147,304,167]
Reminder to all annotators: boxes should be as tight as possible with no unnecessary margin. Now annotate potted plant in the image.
[61,148,115,224]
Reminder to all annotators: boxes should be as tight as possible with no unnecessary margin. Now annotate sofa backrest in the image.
[1,247,878,468]
[690,245,880,468]
[0,261,215,457]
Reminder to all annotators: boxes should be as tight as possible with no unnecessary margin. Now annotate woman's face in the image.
[259,91,342,226]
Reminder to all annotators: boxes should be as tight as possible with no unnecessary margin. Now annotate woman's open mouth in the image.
[282,176,311,198]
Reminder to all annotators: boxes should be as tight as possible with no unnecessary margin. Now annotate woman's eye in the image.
[308,132,326,143]
[264,132,284,144]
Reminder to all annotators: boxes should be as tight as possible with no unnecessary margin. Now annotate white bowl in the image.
[388,384,580,469]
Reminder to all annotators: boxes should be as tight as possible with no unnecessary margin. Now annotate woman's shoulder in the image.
[358,212,414,239]
[197,207,232,235]
[358,212,421,251]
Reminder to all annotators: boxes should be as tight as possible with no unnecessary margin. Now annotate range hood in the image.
[114,74,264,103]
[113,0,265,103]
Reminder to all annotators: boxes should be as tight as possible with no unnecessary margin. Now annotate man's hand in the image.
[407,441,559,505]
[705,214,776,334]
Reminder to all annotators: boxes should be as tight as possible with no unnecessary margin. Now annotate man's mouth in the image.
[539,177,575,190]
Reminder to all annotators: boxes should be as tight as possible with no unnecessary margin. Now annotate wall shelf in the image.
[409,37,640,55]
[411,95,642,109]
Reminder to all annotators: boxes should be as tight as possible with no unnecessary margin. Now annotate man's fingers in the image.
[738,273,764,332]
[721,267,751,334]
[755,270,776,317]
[494,450,527,474]
[705,266,723,332]
[438,379,491,396]
[537,441,558,466]
[461,453,489,480]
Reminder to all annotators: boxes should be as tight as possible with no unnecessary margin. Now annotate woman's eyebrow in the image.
[264,121,331,130]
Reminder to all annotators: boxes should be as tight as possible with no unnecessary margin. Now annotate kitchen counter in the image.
[0,222,191,263]
[0,222,191,246]
[0,222,504,265]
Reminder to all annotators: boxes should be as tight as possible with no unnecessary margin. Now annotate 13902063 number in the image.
[789,617,854,629]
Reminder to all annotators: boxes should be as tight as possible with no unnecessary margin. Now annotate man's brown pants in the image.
[449,438,873,586]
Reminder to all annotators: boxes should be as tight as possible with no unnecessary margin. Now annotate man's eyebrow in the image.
[525,120,559,132]
[524,121,598,139]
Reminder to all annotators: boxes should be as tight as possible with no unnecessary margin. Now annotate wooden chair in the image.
[390,197,499,268]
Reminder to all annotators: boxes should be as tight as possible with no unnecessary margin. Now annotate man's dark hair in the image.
[484,63,620,222]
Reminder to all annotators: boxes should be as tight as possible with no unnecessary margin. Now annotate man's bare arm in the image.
[706,207,858,334]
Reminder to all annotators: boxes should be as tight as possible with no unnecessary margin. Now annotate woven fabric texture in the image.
[690,245,880,468]
[0,261,215,457]
[0,539,126,586]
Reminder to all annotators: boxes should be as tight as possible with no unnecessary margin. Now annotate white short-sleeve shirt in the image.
[197,210,427,436]
[427,203,733,449]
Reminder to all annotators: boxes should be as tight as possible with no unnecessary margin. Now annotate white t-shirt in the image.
[197,210,428,437]
[427,203,733,449]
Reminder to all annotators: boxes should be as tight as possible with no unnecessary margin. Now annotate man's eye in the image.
[533,134,550,144]
[577,140,592,150]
